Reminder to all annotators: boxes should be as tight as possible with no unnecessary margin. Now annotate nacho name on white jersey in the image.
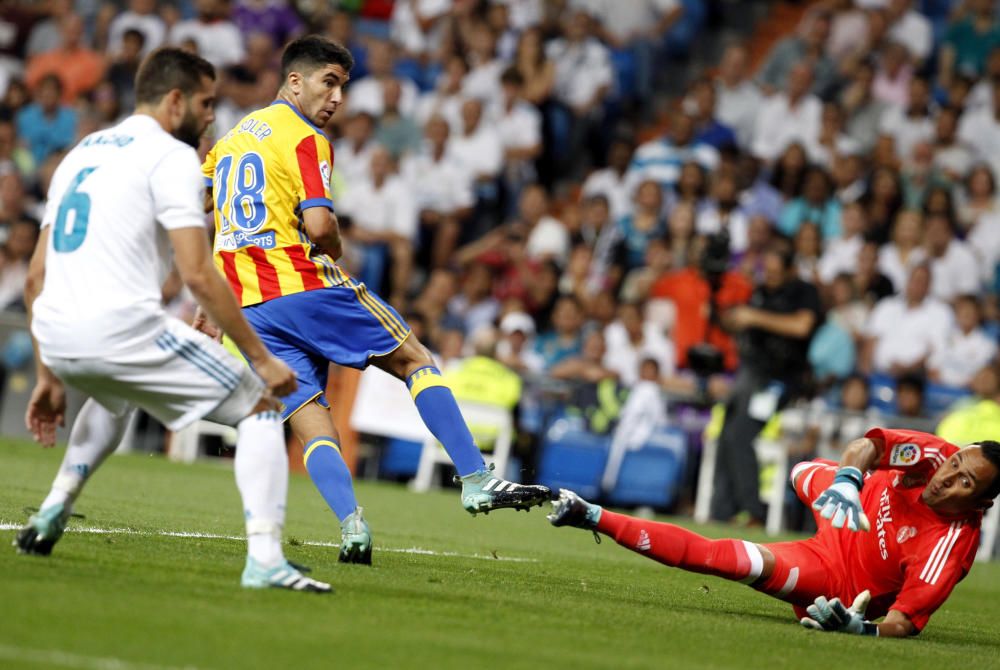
[32,115,206,359]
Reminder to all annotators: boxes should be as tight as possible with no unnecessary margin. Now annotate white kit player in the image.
[14,48,331,593]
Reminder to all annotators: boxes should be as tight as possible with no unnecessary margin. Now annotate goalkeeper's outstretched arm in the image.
[809,436,885,532]
[801,591,916,637]
[839,435,885,473]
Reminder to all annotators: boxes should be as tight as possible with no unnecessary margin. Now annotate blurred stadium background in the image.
[0,0,997,556]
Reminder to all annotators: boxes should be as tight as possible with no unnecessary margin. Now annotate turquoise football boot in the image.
[14,503,70,555]
[457,463,550,516]
[338,507,372,565]
[241,557,333,593]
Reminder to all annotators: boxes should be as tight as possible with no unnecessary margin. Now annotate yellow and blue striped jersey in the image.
[202,100,348,307]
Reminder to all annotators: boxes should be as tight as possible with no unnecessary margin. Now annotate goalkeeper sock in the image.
[302,437,358,522]
[407,366,485,477]
[235,410,287,568]
[41,399,133,510]
[597,510,764,583]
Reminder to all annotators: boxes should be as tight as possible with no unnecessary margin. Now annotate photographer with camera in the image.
[650,230,752,379]
[713,240,823,526]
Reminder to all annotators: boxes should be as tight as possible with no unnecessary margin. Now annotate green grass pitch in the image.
[2,439,999,670]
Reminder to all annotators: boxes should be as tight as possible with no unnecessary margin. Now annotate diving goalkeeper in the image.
[548,428,1000,637]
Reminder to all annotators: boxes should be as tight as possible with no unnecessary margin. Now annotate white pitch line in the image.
[0,522,537,563]
[0,643,198,670]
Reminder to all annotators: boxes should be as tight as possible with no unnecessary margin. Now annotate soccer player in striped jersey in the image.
[549,428,1000,637]
[200,35,549,565]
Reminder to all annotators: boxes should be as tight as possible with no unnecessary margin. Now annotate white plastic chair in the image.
[756,437,790,536]
[694,434,790,536]
[169,420,238,464]
[693,437,718,525]
[411,400,513,492]
[977,502,999,562]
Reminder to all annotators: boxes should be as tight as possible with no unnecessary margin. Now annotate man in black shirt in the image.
[715,242,823,524]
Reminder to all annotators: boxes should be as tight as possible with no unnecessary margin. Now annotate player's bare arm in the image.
[184,198,222,340]
[837,435,885,473]
[879,609,916,637]
[191,305,222,341]
[302,205,343,260]
[802,435,889,533]
[161,265,184,305]
[23,226,66,447]
[169,226,297,398]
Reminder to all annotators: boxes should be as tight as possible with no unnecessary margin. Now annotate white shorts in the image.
[42,318,265,431]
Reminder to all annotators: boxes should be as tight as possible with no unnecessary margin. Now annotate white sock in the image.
[247,533,283,567]
[234,410,287,568]
[40,399,133,511]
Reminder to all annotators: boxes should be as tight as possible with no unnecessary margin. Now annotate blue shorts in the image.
[243,281,411,420]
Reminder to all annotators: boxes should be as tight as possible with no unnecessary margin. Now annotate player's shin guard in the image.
[235,410,287,568]
[302,437,358,522]
[40,399,134,511]
[406,366,485,477]
[597,510,764,583]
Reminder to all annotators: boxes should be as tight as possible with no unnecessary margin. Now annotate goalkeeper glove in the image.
[812,466,870,532]
[800,591,878,636]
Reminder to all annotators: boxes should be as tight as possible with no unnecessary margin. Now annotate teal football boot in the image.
[14,503,70,555]
[338,507,372,565]
[241,557,333,593]
[456,463,550,516]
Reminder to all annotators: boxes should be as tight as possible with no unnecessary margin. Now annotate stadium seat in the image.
[868,373,897,414]
[537,421,611,500]
[607,426,688,509]
[755,437,791,536]
[664,0,709,58]
[924,382,972,416]
[169,420,238,464]
[379,438,423,479]
[411,400,514,491]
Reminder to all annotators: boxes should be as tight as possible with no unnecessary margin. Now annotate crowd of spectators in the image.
[6,0,1000,520]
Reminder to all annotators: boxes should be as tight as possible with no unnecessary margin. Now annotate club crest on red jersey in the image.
[897,526,917,544]
[890,443,921,466]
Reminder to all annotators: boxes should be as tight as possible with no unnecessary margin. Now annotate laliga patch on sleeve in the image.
[319,160,331,185]
[889,443,921,466]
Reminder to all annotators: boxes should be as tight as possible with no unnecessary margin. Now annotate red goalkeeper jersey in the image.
[821,428,982,631]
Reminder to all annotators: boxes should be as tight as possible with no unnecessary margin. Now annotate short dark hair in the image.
[765,238,795,269]
[555,292,583,312]
[842,372,868,389]
[954,294,981,311]
[224,64,257,85]
[281,35,354,81]
[38,73,63,94]
[979,440,1000,500]
[500,65,523,87]
[639,356,661,373]
[134,48,215,105]
[122,28,146,48]
[968,163,998,199]
[939,104,962,120]
[896,372,926,395]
